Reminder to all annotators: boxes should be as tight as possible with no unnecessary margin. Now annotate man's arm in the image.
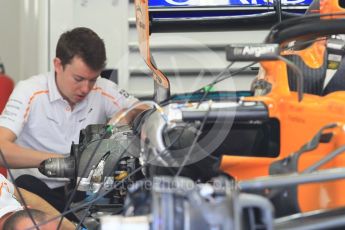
[0,127,61,168]
[108,104,151,126]
[14,188,75,230]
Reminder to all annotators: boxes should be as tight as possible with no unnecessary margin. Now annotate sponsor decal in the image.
[149,0,312,7]
[227,44,279,61]
[119,89,130,98]
[241,45,277,57]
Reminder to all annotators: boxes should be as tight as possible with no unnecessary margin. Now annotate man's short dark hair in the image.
[3,209,48,230]
[56,27,106,71]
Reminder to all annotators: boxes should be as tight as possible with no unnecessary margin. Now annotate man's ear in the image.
[53,58,63,73]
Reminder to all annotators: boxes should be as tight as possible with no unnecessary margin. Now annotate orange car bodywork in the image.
[221,42,345,211]
[319,0,345,17]
[135,0,345,213]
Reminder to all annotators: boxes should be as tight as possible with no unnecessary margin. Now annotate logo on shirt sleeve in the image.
[119,89,130,98]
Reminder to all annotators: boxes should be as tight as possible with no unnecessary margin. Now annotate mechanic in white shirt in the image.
[0,174,22,219]
[0,27,146,220]
[0,173,74,229]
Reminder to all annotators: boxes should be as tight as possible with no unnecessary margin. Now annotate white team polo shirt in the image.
[0,72,138,188]
[0,174,22,218]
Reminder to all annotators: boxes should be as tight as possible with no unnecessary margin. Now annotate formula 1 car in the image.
[33,0,345,229]
[133,0,345,218]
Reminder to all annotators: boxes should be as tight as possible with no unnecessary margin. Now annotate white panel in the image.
[127,3,269,96]
[49,0,129,89]
[0,0,20,81]
[19,0,49,81]
[129,75,253,96]
[149,30,268,44]
[49,0,74,71]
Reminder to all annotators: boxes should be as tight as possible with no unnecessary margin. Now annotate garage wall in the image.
[127,2,268,96]
[48,0,129,88]
[0,0,268,96]
[0,0,48,82]
[0,0,20,81]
